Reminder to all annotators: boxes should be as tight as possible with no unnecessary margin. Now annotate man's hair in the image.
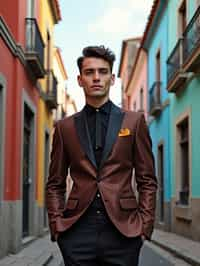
[77,45,116,73]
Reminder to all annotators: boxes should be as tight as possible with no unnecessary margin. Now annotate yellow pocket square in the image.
[118,128,131,137]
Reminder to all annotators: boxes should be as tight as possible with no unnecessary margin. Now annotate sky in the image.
[54,0,154,110]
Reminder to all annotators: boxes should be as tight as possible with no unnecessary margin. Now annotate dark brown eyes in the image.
[84,69,109,75]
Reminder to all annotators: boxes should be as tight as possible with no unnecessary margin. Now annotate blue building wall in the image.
[166,0,200,240]
[168,0,200,198]
[146,4,171,202]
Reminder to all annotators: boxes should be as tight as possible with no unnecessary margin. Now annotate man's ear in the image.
[77,75,82,87]
[111,74,115,86]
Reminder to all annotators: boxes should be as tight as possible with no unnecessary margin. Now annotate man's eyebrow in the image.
[83,67,109,71]
[83,68,95,71]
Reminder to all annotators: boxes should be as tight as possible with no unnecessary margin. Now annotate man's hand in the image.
[55,233,60,242]
[141,234,147,243]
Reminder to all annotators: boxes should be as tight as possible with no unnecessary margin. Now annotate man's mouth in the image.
[91,85,103,89]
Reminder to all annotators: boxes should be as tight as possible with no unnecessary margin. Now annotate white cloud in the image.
[88,1,153,38]
[88,7,132,35]
[128,0,153,11]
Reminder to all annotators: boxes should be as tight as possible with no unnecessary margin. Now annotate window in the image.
[47,31,51,71]
[177,117,190,205]
[178,0,187,36]
[155,50,161,103]
[133,101,136,111]
[156,50,161,83]
[158,143,164,222]
[139,88,144,111]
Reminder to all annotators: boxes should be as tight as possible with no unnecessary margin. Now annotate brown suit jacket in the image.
[46,103,157,241]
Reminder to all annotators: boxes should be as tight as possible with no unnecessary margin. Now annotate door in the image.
[22,105,33,237]
[158,144,164,222]
[44,131,49,227]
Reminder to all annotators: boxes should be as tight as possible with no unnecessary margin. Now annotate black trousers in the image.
[57,207,143,266]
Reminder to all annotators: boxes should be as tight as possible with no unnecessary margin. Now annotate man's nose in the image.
[93,70,100,81]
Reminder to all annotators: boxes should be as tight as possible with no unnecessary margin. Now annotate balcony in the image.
[149,81,162,117]
[25,18,45,79]
[44,70,58,110]
[167,38,189,93]
[183,6,200,72]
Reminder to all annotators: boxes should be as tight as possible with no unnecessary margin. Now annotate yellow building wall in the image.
[37,0,58,207]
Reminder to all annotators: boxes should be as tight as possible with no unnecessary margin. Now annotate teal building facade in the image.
[167,0,200,241]
[142,1,171,231]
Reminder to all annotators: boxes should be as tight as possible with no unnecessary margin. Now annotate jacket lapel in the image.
[99,103,124,169]
[74,111,97,169]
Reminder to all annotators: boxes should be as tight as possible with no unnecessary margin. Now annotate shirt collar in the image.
[84,100,112,115]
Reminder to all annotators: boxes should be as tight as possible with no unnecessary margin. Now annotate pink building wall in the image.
[118,38,141,110]
[126,49,148,120]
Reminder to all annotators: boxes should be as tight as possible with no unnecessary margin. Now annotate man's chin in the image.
[89,93,107,98]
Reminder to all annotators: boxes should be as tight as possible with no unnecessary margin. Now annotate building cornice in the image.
[48,0,62,23]
[0,16,26,66]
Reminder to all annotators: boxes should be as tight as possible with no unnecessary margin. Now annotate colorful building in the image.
[167,0,200,241]
[118,0,200,243]
[65,93,77,116]
[125,45,148,120]
[35,0,61,236]
[53,47,68,121]
[118,37,141,109]
[142,0,171,232]
[0,0,61,257]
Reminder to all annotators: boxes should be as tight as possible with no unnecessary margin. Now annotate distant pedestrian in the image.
[46,45,157,266]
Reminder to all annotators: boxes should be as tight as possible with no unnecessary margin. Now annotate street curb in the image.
[152,239,200,266]
[41,252,53,266]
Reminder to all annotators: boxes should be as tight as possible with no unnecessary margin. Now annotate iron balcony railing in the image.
[183,6,200,66]
[149,81,162,116]
[167,6,200,86]
[167,38,185,84]
[46,70,58,109]
[26,18,45,67]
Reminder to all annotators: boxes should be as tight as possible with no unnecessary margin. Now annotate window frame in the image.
[157,141,165,223]
[175,109,191,207]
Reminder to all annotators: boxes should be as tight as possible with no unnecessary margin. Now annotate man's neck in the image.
[86,97,110,108]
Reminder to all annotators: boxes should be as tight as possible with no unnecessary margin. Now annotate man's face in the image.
[77,57,115,100]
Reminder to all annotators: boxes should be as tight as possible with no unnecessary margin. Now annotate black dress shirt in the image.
[83,100,112,214]
[84,100,111,167]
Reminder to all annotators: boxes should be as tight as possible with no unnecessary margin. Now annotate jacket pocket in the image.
[63,198,79,218]
[119,197,138,210]
[65,198,79,210]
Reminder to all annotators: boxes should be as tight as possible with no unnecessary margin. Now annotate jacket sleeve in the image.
[45,121,69,241]
[133,113,158,240]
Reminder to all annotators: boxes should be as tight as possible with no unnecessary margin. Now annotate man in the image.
[46,46,157,266]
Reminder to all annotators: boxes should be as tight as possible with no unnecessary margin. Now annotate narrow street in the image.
[1,0,200,264]
[1,230,198,266]
[139,242,191,266]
